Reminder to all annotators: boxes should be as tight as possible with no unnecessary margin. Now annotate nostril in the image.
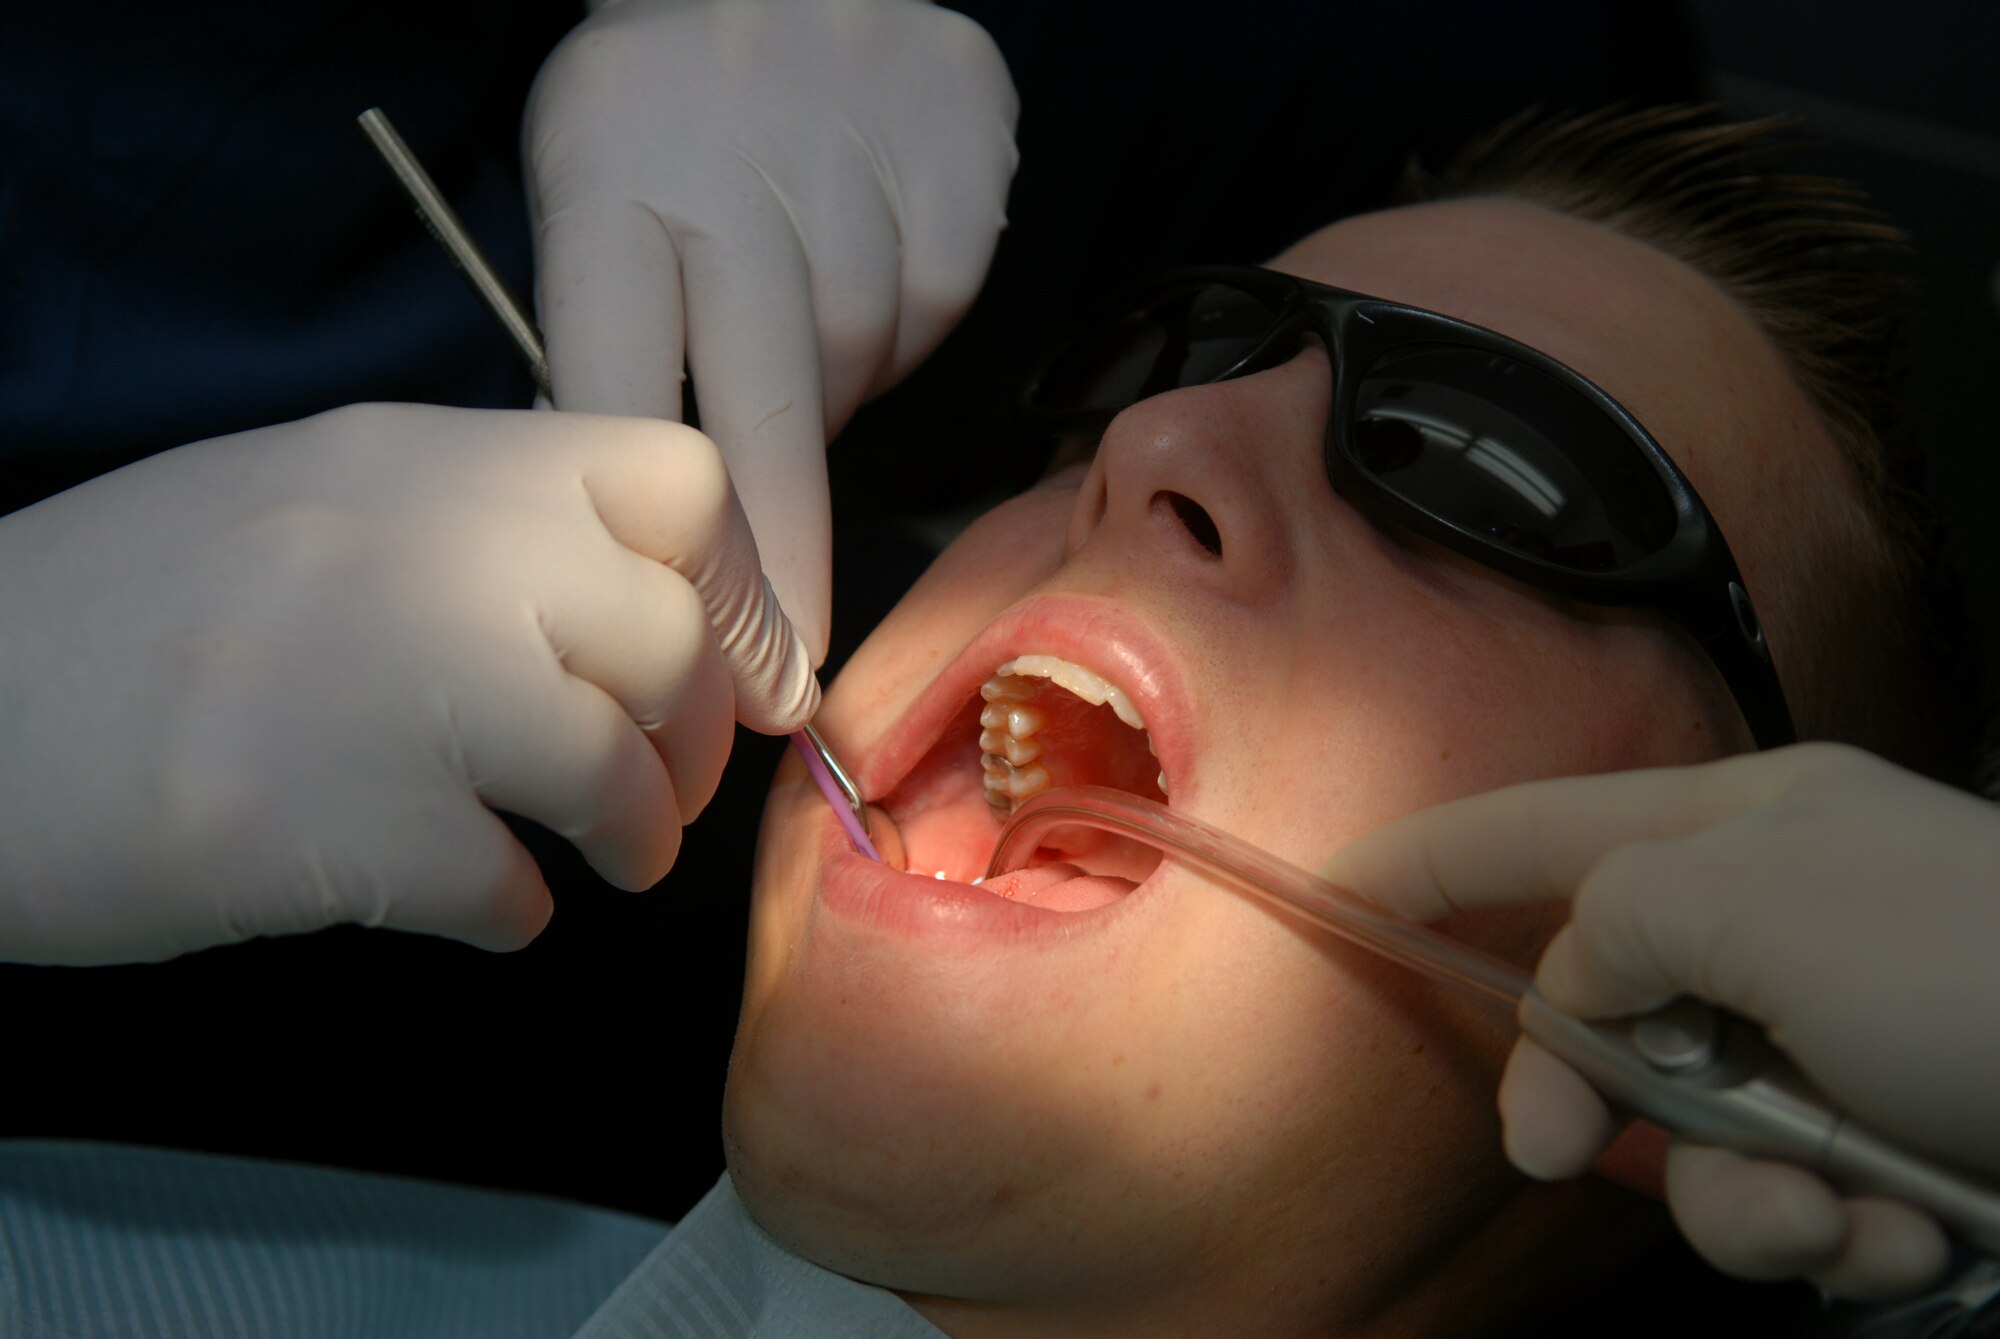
[1156,491,1222,558]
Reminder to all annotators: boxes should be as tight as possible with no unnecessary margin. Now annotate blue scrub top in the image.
[0,0,576,508]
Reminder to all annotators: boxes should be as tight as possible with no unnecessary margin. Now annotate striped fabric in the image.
[569,1176,945,1339]
[0,1142,943,1337]
[0,1140,661,1336]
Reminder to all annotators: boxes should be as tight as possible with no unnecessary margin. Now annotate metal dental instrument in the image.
[988,785,2000,1258]
[358,108,552,402]
[357,107,877,855]
[790,723,881,861]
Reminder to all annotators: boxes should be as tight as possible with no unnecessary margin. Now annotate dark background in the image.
[2,2,1993,1331]
[1688,3,2000,618]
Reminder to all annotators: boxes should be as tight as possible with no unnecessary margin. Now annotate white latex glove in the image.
[1320,743,2000,1299]
[524,0,1020,664]
[0,403,817,965]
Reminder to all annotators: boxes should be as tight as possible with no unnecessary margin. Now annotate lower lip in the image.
[810,803,1142,948]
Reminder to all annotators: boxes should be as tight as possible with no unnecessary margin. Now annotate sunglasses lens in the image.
[1350,346,1677,572]
[1027,281,1281,416]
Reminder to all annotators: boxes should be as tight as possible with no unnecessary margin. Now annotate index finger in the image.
[1316,751,1803,922]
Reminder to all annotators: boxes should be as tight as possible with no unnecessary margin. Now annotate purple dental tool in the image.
[790,724,881,861]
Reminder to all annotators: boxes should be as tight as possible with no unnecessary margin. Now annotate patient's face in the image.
[724,200,1842,1332]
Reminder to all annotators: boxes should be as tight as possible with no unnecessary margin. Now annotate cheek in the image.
[1224,589,1735,869]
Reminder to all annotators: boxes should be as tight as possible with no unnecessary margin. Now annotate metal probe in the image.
[357,109,551,402]
[799,722,866,827]
[355,107,875,847]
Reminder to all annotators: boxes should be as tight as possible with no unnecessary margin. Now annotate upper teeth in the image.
[978,656,1167,816]
[999,656,1145,728]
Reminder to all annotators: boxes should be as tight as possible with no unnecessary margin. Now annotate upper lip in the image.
[854,593,1192,813]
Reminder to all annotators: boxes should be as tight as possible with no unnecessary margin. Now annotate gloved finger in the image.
[534,546,736,822]
[678,225,833,666]
[536,198,688,420]
[455,650,683,893]
[881,34,1018,389]
[783,139,903,435]
[1666,1141,1846,1281]
[1808,1197,1950,1300]
[1316,750,1803,923]
[1535,887,1702,1022]
[1497,1036,1616,1180]
[576,416,820,730]
[356,802,556,952]
[886,148,1012,389]
[1540,802,1840,1020]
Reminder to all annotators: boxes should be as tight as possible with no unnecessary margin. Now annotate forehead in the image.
[1270,198,1843,608]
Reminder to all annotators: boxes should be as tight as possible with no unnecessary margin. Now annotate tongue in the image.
[978,861,1137,912]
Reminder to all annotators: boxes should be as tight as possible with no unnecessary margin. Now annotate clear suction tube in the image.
[985,786,1530,1007]
[991,787,2000,1258]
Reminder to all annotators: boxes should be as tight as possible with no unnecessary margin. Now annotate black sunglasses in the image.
[1019,264,1795,750]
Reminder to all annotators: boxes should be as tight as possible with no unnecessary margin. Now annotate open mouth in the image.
[868,644,1178,914]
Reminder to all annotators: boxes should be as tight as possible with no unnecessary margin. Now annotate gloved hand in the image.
[524,0,1020,664]
[0,404,817,964]
[1319,743,2000,1299]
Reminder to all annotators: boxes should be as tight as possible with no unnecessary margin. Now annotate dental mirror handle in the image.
[790,726,880,860]
[1520,989,2000,1256]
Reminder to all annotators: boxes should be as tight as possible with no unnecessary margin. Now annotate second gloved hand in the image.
[1320,744,2000,1299]
[0,404,817,964]
[525,0,1020,663]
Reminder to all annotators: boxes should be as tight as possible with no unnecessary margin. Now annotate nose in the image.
[1064,346,1335,605]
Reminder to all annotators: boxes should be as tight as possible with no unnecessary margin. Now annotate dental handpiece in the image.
[987,785,2000,1258]
[358,108,875,851]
